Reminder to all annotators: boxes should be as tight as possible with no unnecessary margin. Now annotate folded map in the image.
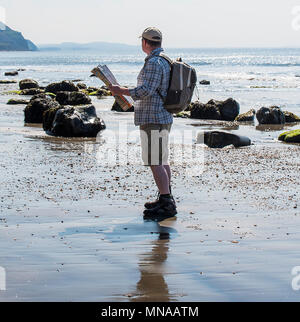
[91,65,134,111]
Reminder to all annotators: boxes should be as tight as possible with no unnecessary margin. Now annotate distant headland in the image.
[0,23,38,51]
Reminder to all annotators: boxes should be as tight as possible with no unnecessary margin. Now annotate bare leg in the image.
[150,165,170,195]
[163,165,171,188]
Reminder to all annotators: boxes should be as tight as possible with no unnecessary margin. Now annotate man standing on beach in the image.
[109,27,177,218]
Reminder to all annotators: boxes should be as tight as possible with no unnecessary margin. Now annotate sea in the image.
[0,47,299,144]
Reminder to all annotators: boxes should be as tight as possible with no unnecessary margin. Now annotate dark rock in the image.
[190,101,221,120]
[45,81,79,94]
[24,95,60,123]
[20,88,44,96]
[17,68,26,72]
[203,131,251,148]
[256,106,285,124]
[55,91,91,105]
[43,106,63,132]
[190,98,239,121]
[19,79,39,90]
[4,71,18,76]
[7,98,29,105]
[43,104,106,137]
[218,98,240,121]
[283,111,300,123]
[111,100,134,112]
[199,80,210,85]
[235,109,256,122]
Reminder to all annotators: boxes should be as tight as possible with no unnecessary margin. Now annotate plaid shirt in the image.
[129,48,173,126]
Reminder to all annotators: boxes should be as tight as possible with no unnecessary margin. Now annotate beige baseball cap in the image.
[139,27,162,42]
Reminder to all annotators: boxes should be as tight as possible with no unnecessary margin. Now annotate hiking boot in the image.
[144,191,160,209]
[144,191,176,210]
[143,195,177,219]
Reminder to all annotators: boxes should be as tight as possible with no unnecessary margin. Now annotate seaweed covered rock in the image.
[203,131,251,148]
[174,111,191,118]
[20,88,44,96]
[190,101,221,120]
[55,91,91,105]
[45,81,79,94]
[19,79,39,90]
[76,83,87,90]
[111,100,134,112]
[256,106,285,124]
[283,111,300,123]
[88,88,111,97]
[43,104,106,137]
[235,109,256,122]
[278,129,300,143]
[190,98,239,121]
[24,94,60,123]
[7,98,29,105]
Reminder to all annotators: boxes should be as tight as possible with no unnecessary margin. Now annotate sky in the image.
[1,0,300,47]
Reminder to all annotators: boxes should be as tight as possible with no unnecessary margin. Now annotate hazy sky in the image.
[1,0,300,47]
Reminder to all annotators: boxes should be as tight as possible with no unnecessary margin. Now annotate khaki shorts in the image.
[140,123,172,166]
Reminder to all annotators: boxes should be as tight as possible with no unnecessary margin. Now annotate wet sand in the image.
[0,91,300,301]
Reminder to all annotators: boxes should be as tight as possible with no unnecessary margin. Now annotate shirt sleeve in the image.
[129,59,162,101]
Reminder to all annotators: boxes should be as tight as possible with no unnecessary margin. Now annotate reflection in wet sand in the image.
[132,219,177,302]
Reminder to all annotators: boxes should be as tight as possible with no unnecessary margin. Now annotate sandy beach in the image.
[0,84,300,302]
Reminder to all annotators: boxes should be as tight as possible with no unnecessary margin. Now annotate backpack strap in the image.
[143,52,172,103]
[156,53,172,102]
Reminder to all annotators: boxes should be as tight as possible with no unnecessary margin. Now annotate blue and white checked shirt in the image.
[129,48,173,126]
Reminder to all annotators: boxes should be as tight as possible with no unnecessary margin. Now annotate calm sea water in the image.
[0,47,299,114]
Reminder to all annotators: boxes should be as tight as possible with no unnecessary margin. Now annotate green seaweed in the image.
[3,90,22,95]
[45,92,56,98]
[278,129,300,143]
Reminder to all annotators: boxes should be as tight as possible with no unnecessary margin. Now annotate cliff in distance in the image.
[0,23,38,51]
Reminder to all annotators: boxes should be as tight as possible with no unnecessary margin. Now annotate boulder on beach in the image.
[45,81,79,94]
[256,106,285,124]
[43,104,106,137]
[235,109,256,122]
[4,71,18,76]
[283,111,300,123]
[278,129,300,143]
[190,98,240,121]
[202,131,251,148]
[55,91,91,105]
[7,98,29,105]
[111,100,134,112]
[19,79,39,90]
[190,101,221,120]
[24,94,60,123]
